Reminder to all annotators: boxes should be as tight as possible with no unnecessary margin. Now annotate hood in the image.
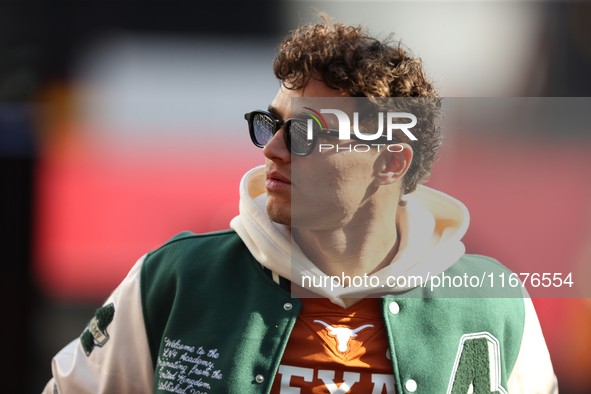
[230,165,469,305]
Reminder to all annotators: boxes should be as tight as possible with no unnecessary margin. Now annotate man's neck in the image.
[291,203,400,279]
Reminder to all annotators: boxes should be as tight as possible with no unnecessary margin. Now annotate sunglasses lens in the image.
[252,113,275,146]
[288,119,313,155]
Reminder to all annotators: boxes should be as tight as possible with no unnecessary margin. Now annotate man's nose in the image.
[263,127,291,163]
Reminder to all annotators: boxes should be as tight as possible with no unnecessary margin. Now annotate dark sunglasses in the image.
[245,110,399,156]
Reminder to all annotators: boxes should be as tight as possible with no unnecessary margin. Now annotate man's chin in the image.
[265,206,291,226]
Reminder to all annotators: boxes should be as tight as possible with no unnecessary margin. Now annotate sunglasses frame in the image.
[245,110,319,156]
[244,109,401,156]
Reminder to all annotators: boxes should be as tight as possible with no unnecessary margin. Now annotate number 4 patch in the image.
[446,332,508,394]
[80,303,115,356]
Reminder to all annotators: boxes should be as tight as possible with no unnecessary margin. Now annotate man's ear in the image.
[374,143,413,186]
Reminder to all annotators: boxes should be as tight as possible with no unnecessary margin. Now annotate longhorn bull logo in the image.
[314,320,374,353]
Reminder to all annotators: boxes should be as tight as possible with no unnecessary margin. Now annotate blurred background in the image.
[1,0,590,392]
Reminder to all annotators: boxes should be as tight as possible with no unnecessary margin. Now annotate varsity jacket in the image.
[44,166,557,394]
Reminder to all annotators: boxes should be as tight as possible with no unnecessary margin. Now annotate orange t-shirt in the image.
[270,296,396,394]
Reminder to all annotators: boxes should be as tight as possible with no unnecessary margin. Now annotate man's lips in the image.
[265,170,291,190]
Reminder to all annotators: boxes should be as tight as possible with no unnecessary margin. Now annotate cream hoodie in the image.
[231,165,470,303]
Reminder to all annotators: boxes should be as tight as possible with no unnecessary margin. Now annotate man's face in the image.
[263,79,388,229]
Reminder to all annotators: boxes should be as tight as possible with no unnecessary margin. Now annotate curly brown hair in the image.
[273,15,442,199]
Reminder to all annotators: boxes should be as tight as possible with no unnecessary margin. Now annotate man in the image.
[44,17,557,394]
